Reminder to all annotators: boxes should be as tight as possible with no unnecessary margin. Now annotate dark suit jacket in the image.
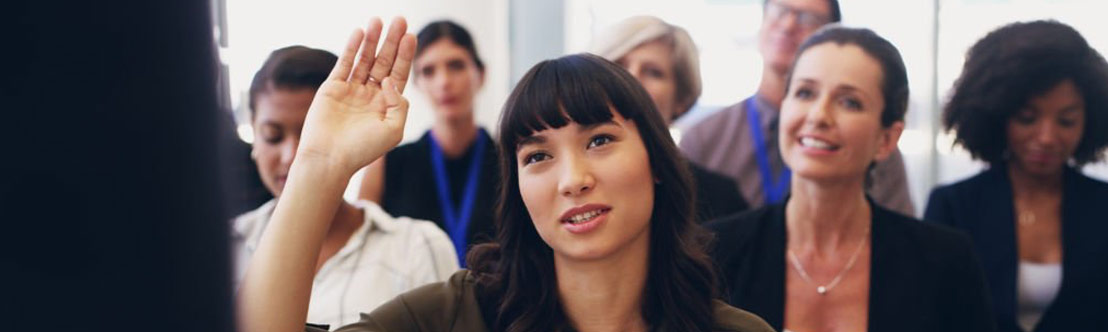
[924,165,1108,332]
[708,199,995,332]
[691,163,749,223]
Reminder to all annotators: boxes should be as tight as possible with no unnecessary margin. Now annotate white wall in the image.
[223,0,510,145]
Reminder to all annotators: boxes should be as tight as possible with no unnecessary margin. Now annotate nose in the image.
[776,9,800,33]
[433,69,454,92]
[279,138,298,166]
[557,153,595,197]
[804,96,834,128]
[1033,119,1060,148]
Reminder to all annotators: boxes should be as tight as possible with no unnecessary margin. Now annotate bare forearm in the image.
[238,156,351,332]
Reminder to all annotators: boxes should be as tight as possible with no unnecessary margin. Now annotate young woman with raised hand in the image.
[238,16,773,332]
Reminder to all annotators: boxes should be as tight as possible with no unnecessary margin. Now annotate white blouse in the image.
[1017,260,1062,331]
[232,199,459,329]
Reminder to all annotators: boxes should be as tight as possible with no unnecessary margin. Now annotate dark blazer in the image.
[924,165,1108,332]
[381,130,499,255]
[708,199,995,332]
[691,163,749,223]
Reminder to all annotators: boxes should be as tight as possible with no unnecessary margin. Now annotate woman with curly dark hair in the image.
[238,16,774,332]
[925,20,1108,332]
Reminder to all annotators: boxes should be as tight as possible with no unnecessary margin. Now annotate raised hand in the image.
[297,17,416,176]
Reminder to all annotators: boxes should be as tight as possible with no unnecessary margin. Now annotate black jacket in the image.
[690,163,749,223]
[924,165,1108,331]
[708,198,995,332]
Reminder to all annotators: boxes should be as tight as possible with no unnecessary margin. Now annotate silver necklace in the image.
[787,226,870,295]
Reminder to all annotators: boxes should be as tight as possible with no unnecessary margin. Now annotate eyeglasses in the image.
[764,2,831,29]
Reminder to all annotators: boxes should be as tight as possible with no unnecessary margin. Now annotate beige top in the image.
[309,270,775,332]
[680,96,915,216]
[234,199,459,328]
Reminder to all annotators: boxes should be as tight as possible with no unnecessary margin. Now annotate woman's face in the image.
[779,43,903,182]
[617,39,680,123]
[251,89,314,197]
[414,39,484,122]
[515,110,655,262]
[1006,79,1085,176]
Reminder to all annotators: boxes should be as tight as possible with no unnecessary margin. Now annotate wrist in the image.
[291,148,356,180]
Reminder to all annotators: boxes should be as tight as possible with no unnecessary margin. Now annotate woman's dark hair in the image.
[247,46,337,117]
[466,53,717,331]
[416,20,485,72]
[943,20,1108,166]
[786,25,909,127]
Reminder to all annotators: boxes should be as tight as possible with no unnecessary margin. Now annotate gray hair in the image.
[590,16,702,115]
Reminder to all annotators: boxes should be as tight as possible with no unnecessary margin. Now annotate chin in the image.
[553,242,618,262]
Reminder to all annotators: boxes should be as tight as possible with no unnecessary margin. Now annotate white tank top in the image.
[1017,260,1062,331]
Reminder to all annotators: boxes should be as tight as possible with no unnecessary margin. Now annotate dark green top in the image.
[308,270,774,332]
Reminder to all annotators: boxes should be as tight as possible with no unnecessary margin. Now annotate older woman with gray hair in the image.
[591,15,748,221]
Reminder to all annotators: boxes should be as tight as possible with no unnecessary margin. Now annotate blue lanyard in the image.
[745,97,790,205]
[429,129,486,267]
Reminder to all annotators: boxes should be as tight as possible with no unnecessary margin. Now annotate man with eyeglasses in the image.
[679,0,914,215]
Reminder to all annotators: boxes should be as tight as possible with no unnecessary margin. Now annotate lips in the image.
[438,96,460,106]
[559,204,612,234]
[798,136,840,151]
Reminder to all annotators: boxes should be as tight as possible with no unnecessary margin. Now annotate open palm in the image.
[298,17,416,175]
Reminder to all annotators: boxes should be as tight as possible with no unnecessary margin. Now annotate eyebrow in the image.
[516,135,547,151]
[514,120,620,151]
[579,120,619,132]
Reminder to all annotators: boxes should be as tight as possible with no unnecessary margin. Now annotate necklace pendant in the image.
[817,286,827,295]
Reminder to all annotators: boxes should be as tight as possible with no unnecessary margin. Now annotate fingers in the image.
[368,17,408,85]
[328,29,364,82]
[388,34,417,94]
[349,18,383,84]
[380,77,410,130]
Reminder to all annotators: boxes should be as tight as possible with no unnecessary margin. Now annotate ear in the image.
[873,121,904,162]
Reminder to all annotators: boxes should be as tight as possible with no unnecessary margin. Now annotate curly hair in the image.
[466,54,719,331]
[942,20,1108,166]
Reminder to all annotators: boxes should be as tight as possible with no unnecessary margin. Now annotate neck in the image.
[786,176,871,254]
[1007,163,1063,197]
[431,118,478,159]
[554,234,650,332]
[756,63,787,110]
[328,201,363,239]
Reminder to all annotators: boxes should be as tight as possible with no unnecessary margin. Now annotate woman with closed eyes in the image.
[925,20,1108,332]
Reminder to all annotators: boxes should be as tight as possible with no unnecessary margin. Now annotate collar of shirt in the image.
[233,199,399,265]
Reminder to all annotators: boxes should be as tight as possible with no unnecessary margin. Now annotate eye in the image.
[259,126,283,144]
[793,87,814,100]
[1013,111,1036,125]
[420,66,434,78]
[1058,117,1079,128]
[587,134,615,149]
[839,96,863,110]
[447,59,466,71]
[644,66,666,79]
[522,151,551,166]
